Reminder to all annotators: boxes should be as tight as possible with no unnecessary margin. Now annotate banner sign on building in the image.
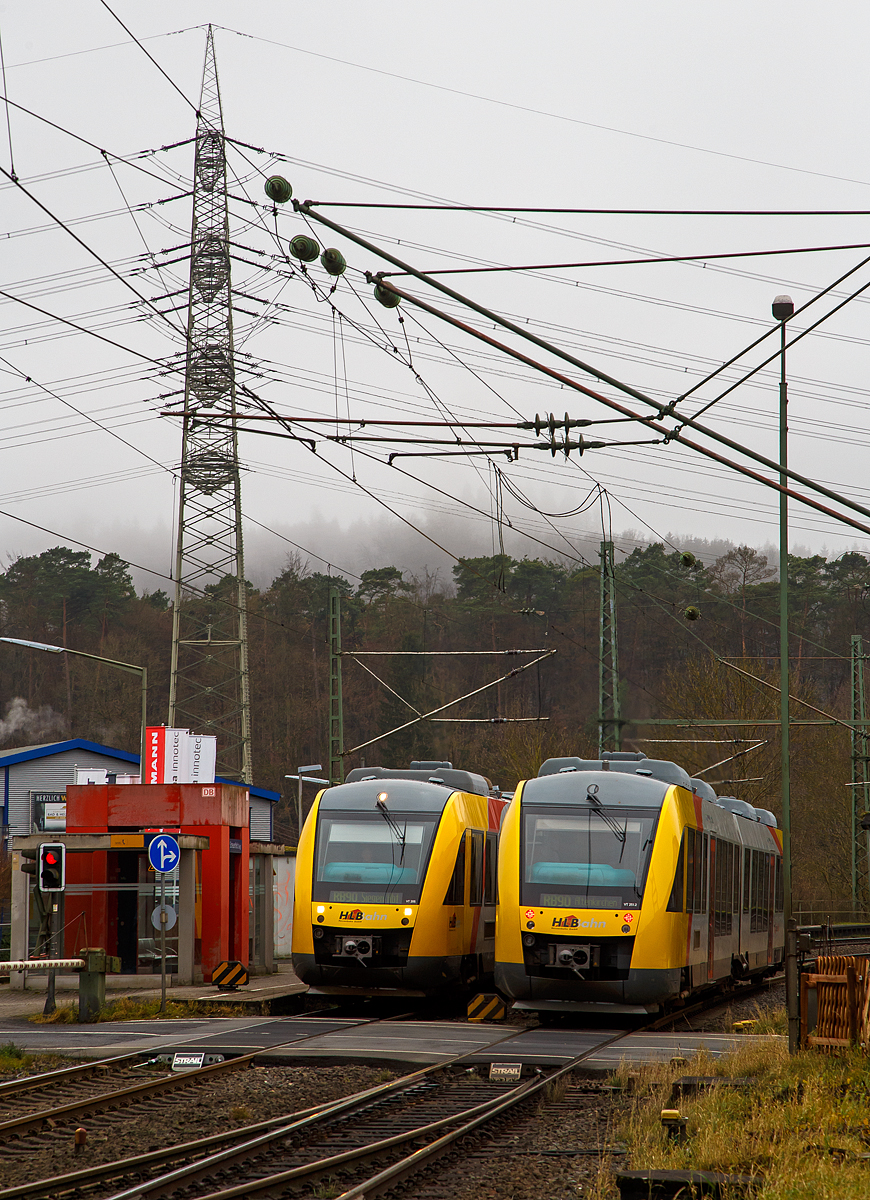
[145,727,217,784]
[31,792,66,833]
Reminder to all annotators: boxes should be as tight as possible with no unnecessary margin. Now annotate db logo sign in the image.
[340,909,364,921]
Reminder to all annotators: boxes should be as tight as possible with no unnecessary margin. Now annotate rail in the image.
[0,1052,257,1139]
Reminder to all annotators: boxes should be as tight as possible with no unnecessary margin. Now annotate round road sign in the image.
[151,904,178,931]
[147,834,180,874]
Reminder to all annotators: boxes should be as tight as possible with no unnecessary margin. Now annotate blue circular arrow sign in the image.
[148,834,180,874]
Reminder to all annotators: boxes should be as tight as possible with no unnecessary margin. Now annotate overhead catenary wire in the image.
[0,92,194,188]
[97,0,199,116]
[0,165,188,341]
[294,201,870,531]
[214,25,870,189]
[381,240,870,277]
[306,203,870,216]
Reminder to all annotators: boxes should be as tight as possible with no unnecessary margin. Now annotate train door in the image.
[766,853,775,966]
[466,830,485,983]
[741,847,751,956]
[481,830,497,973]
[707,837,716,981]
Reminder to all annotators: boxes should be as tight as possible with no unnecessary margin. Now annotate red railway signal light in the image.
[38,843,66,892]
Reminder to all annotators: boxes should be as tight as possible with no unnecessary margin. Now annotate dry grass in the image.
[604,1017,870,1199]
[30,995,250,1023]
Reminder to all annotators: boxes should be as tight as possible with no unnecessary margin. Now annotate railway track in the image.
[0,1051,257,1143]
[0,1005,431,1150]
[0,1026,633,1200]
[0,984,783,1199]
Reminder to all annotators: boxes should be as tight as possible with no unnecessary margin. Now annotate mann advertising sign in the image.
[145,728,217,784]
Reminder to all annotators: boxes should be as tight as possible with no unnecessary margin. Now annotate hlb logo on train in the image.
[339,909,387,922]
[551,915,605,929]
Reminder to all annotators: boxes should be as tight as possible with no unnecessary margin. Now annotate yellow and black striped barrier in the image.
[467,992,507,1022]
[212,960,249,990]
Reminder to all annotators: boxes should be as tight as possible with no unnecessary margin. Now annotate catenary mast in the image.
[168,26,251,784]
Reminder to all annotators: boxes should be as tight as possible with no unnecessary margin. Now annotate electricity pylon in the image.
[168,27,251,784]
[598,540,622,755]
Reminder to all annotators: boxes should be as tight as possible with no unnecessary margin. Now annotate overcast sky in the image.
[3,2,870,591]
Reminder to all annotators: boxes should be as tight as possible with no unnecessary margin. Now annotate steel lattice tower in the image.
[168,27,251,783]
[598,540,622,755]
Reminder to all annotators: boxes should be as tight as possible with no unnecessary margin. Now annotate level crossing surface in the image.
[0,1013,779,1068]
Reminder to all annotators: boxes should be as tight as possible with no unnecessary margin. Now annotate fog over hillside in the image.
[2,508,819,597]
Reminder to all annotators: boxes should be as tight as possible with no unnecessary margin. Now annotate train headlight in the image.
[522,933,536,947]
[313,927,325,939]
[316,906,325,913]
[404,907,413,916]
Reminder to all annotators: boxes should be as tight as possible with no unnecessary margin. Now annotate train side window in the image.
[711,838,720,934]
[725,841,735,935]
[484,831,497,906]
[750,849,757,932]
[443,833,466,906]
[686,829,696,913]
[667,831,686,912]
[469,830,484,907]
[775,855,784,913]
[713,839,733,937]
[743,848,751,914]
[701,834,709,913]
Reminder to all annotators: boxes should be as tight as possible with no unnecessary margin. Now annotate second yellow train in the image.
[495,751,784,1014]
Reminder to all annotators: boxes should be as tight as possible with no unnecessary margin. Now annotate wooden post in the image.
[847,965,858,1045]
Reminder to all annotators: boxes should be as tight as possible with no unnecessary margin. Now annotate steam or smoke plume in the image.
[0,697,67,744]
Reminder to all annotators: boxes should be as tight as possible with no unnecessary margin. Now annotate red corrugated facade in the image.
[62,783,250,980]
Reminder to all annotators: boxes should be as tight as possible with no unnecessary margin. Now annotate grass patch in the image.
[605,1013,870,1199]
[0,1040,32,1072]
[30,996,250,1023]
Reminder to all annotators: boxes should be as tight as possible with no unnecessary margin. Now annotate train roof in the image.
[522,770,670,808]
[538,751,693,790]
[344,765,489,795]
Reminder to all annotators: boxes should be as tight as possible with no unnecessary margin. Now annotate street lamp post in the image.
[285,766,325,843]
[772,293,795,1050]
[0,638,148,775]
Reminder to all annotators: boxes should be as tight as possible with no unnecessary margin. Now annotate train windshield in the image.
[522,806,658,909]
[313,811,439,904]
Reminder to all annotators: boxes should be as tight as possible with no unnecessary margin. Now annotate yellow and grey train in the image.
[495,751,784,1014]
[292,762,506,996]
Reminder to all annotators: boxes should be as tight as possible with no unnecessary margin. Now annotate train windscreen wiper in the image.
[586,784,627,850]
[376,799,407,864]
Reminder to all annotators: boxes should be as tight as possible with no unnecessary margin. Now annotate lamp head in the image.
[772,294,794,321]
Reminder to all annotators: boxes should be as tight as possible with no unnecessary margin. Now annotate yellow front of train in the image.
[292,765,495,995]
[495,754,695,1014]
